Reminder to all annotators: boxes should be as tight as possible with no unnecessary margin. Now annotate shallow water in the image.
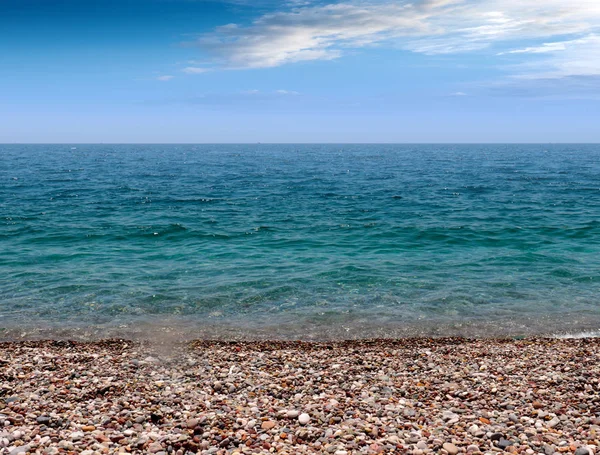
[1,144,600,340]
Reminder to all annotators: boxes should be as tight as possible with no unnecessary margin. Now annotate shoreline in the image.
[1,338,599,455]
[2,316,600,343]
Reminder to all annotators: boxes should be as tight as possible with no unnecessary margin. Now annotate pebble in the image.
[148,442,163,453]
[443,442,459,455]
[547,417,561,428]
[261,420,276,430]
[298,413,310,425]
[35,416,50,425]
[497,438,513,450]
[0,338,598,455]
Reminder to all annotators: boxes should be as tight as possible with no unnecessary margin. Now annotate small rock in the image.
[547,417,561,428]
[497,438,512,450]
[575,448,591,455]
[186,419,198,429]
[443,442,459,455]
[261,420,276,430]
[298,413,310,425]
[388,435,400,444]
[70,431,84,441]
[287,410,299,418]
[148,442,163,453]
[36,416,51,425]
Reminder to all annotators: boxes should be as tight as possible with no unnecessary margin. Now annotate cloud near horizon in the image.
[185,0,600,80]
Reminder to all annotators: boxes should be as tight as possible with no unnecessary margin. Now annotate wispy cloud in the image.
[182,66,212,74]
[502,34,600,79]
[487,75,600,100]
[185,0,600,80]
[141,89,304,107]
[242,89,301,95]
[156,75,175,81]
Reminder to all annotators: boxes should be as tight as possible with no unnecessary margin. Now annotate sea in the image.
[1,144,600,341]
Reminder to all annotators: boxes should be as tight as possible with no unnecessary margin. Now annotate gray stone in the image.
[547,417,561,428]
[497,438,512,450]
[36,416,51,425]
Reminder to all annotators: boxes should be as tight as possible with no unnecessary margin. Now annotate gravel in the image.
[0,337,599,454]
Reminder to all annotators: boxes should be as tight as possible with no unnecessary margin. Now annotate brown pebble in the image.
[532,401,544,409]
[261,420,276,430]
[443,442,459,455]
[82,425,96,432]
[186,419,198,429]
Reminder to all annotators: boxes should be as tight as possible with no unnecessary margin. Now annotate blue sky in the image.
[1,0,600,142]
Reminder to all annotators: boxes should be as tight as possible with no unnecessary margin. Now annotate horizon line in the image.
[2,142,600,145]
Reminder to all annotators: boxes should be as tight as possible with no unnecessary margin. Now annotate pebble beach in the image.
[1,338,599,455]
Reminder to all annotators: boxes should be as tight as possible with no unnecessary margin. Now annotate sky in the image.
[1,0,600,143]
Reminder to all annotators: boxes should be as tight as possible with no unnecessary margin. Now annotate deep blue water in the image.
[1,144,600,340]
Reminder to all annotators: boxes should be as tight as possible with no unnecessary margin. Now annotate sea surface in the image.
[1,144,600,340]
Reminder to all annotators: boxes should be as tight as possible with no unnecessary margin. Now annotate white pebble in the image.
[298,413,310,425]
[70,431,84,441]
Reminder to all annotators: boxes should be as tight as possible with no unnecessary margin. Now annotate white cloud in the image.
[156,75,175,81]
[450,91,467,96]
[186,0,600,79]
[500,35,600,79]
[498,42,569,56]
[182,66,212,74]
[276,89,300,95]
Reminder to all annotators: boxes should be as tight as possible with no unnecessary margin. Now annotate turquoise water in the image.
[1,144,600,340]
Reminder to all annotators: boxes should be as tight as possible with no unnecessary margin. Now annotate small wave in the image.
[554,330,600,339]
[171,198,220,204]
